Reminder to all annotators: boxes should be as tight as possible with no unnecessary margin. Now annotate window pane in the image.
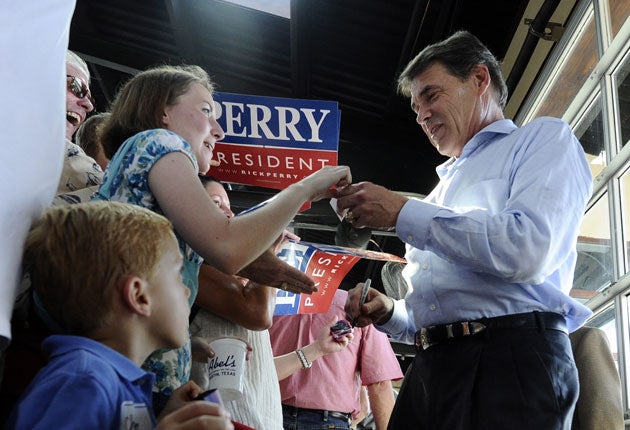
[615,51,630,147]
[574,94,607,177]
[531,13,598,118]
[573,193,613,300]
[609,0,630,40]
[619,166,630,273]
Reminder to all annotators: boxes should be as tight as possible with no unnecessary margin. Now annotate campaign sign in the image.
[275,241,360,315]
[274,241,406,315]
[211,92,340,189]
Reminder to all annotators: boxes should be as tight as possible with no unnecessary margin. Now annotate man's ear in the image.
[472,64,491,95]
[121,275,151,317]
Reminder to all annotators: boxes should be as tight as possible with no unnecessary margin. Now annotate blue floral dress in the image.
[93,128,203,395]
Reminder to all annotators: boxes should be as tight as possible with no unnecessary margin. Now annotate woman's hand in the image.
[237,250,316,294]
[312,316,354,356]
[191,336,215,363]
[297,165,352,202]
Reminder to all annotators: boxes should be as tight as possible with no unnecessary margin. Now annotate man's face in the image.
[409,63,484,158]
[66,64,94,140]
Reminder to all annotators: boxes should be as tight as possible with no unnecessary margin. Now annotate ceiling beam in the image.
[164,0,200,65]
[290,0,310,98]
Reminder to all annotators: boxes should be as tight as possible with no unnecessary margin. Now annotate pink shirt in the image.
[269,289,403,416]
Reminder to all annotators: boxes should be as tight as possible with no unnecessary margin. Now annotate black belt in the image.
[415,311,567,351]
[281,404,352,423]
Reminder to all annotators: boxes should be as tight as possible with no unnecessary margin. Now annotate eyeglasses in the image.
[66,75,95,106]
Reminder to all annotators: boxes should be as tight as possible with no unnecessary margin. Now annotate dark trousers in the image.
[388,327,578,430]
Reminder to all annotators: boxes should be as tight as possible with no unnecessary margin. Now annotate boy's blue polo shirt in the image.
[8,335,157,429]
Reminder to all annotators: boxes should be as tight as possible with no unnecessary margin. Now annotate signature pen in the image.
[352,278,371,327]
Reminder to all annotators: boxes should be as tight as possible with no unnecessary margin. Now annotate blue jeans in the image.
[282,406,351,430]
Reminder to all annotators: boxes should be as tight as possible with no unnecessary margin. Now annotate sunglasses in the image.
[66,75,95,106]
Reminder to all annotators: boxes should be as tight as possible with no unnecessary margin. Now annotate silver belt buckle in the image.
[419,327,434,350]
[465,321,486,335]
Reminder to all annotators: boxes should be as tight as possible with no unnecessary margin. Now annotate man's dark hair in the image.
[398,30,508,108]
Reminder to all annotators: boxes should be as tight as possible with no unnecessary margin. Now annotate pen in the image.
[352,278,371,327]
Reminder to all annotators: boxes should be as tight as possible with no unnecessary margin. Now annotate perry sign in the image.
[211,91,341,190]
[274,240,406,315]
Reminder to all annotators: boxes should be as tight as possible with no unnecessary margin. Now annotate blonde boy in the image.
[8,201,232,429]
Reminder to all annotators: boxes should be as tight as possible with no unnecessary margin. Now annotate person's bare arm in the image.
[274,316,353,381]
[366,380,396,430]
[149,153,351,280]
[195,264,276,331]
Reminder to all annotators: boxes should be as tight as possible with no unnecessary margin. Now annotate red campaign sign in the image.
[275,251,361,315]
[302,252,360,314]
[212,143,337,190]
[275,241,406,315]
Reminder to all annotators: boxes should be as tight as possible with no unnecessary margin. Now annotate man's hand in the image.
[345,284,394,327]
[335,181,408,229]
[237,249,316,294]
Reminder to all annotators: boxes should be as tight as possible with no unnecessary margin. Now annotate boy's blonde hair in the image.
[23,201,176,336]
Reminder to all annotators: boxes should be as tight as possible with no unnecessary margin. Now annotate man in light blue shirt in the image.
[336,31,592,430]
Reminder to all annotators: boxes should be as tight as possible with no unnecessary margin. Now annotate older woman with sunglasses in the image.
[54,50,104,204]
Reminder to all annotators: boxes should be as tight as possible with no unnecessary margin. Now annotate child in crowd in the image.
[92,64,351,402]
[7,201,232,429]
[75,111,111,171]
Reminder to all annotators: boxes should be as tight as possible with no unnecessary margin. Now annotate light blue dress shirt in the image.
[379,118,593,344]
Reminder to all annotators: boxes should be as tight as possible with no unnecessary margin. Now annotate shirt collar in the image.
[43,335,154,386]
[436,119,517,175]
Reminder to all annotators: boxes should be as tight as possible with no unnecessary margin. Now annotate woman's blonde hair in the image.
[101,65,215,159]
[23,201,176,336]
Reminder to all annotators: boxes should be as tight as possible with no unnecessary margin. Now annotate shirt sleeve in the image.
[9,373,115,429]
[56,139,103,194]
[358,324,403,385]
[396,119,593,285]
[374,297,420,345]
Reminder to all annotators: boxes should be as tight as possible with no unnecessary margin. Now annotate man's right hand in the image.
[345,284,394,327]
[335,181,408,229]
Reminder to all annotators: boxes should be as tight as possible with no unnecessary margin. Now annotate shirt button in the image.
[407,235,413,242]
[430,304,436,311]
[422,264,428,270]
